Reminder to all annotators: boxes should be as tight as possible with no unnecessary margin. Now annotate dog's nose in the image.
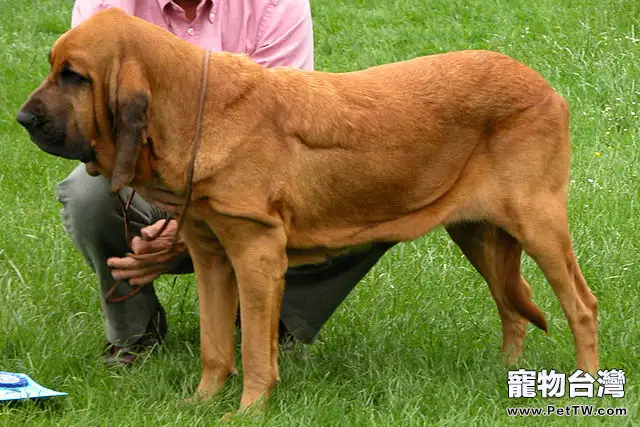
[16,110,37,128]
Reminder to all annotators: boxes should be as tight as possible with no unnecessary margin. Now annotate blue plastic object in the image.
[0,372,67,401]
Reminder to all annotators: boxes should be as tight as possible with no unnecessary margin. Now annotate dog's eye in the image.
[59,67,90,86]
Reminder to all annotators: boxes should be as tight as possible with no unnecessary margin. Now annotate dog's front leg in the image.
[211,217,287,412]
[181,221,238,400]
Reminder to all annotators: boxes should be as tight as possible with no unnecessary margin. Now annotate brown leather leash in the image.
[105,50,211,304]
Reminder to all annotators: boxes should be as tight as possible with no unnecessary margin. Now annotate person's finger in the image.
[107,256,139,269]
[140,219,177,241]
[129,271,163,286]
[141,219,169,237]
[130,235,173,254]
[110,263,167,280]
[107,252,173,271]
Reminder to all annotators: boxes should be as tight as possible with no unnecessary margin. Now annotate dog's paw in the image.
[221,407,263,424]
[183,391,211,405]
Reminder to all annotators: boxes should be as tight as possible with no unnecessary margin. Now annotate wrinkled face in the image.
[16,8,153,193]
[17,50,97,163]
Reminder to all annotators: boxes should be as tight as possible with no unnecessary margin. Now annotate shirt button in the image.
[187,27,195,36]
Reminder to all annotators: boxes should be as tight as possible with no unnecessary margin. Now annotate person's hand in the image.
[107,219,187,286]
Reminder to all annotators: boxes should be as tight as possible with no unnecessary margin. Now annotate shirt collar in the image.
[156,0,212,12]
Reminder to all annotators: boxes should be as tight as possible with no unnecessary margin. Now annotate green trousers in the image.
[57,165,394,346]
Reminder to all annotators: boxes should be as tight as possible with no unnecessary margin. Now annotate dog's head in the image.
[17,8,153,193]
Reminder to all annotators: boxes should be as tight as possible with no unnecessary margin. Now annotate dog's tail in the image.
[506,277,548,333]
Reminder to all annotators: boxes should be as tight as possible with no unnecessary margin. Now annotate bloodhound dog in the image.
[18,8,598,412]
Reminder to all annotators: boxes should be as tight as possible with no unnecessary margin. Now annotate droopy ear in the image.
[109,60,150,194]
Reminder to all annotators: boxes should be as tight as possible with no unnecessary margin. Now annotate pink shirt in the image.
[71,0,314,70]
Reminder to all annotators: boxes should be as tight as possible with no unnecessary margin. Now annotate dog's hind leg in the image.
[446,222,547,363]
[499,196,598,373]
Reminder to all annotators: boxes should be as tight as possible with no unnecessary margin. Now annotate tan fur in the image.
[19,8,598,412]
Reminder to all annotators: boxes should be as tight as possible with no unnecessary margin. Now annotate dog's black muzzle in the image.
[17,101,95,163]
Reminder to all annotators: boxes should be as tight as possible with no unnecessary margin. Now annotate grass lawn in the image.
[1,0,638,425]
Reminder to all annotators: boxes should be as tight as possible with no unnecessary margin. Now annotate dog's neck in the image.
[127,34,265,193]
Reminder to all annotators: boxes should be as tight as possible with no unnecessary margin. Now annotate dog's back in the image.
[264,51,568,248]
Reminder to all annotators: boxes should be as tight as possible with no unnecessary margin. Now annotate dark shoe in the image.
[104,345,138,366]
[104,306,167,366]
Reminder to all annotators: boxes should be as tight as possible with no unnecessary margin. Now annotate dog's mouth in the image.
[80,148,97,164]
[28,132,95,164]
[21,121,96,164]
[18,104,95,164]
